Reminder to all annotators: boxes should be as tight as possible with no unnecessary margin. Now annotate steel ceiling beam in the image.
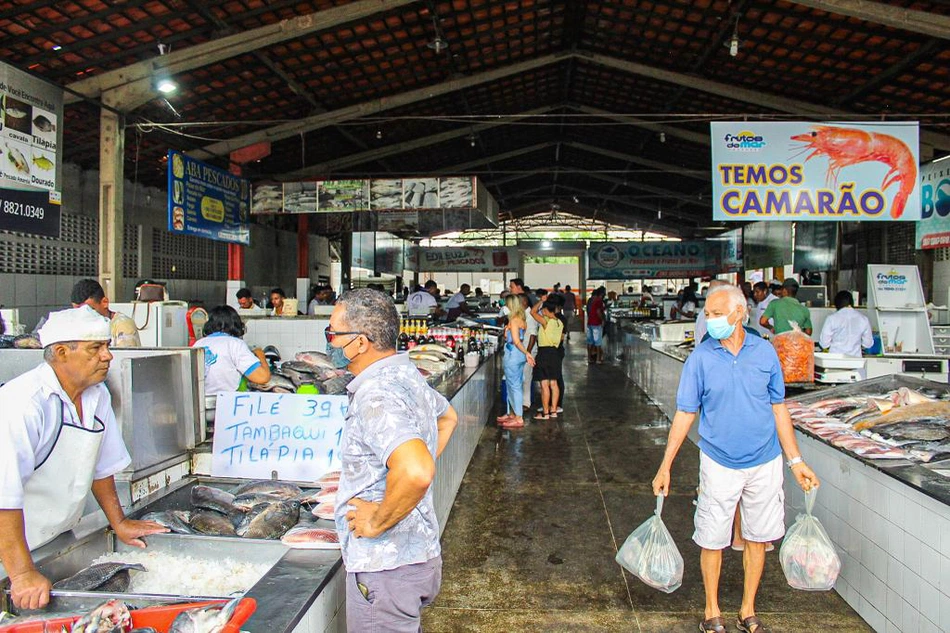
[65,0,421,109]
[578,172,707,207]
[563,141,709,179]
[574,52,950,150]
[282,106,559,179]
[190,53,567,159]
[566,105,711,146]
[432,142,558,174]
[785,0,950,40]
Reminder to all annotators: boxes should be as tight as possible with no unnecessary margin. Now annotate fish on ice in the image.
[53,562,146,592]
[168,596,242,633]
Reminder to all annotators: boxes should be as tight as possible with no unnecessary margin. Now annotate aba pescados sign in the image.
[711,122,920,221]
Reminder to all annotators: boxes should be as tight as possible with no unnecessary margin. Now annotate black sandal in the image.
[737,614,771,633]
[699,616,727,633]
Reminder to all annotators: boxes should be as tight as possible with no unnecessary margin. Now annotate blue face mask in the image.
[328,337,358,369]
[706,310,737,340]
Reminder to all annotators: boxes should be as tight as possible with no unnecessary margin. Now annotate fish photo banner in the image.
[211,392,346,481]
[167,150,251,245]
[0,61,63,237]
[711,122,920,222]
[915,159,950,249]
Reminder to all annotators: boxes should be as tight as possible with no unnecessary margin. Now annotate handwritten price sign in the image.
[211,392,348,481]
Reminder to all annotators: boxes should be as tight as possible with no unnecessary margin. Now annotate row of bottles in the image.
[397,319,496,357]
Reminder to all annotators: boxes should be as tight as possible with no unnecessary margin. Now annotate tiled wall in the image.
[243,318,329,361]
[792,434,949,633]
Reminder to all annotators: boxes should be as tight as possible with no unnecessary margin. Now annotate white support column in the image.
[98,93,125,301]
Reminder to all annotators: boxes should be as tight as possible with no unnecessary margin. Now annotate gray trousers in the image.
[346,556,442,633]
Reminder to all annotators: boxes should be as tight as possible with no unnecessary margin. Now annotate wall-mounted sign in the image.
[711,122,920,221]
[0,61,63,237]
[211,392,345,481]
[167,150,250,245]
[588,241,718,280]
[412,246,519,272]
[915,160,950,249]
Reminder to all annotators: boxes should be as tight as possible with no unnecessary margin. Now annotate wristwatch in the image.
[786,456,804,468]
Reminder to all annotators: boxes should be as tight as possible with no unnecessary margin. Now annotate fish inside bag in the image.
[615,495,684,593]
[779,488,841,591]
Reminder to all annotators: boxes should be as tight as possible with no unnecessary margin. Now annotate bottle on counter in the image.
[397,322,409,352]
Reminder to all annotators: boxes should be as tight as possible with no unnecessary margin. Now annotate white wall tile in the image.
[903,600,921,633]
[888,492,907,529]
[869,542,888,584]
[939,589,950,631]
[920,545,941,591]
[14,273,36,307]
[860,597,887,633]
[889,556,905,596]
[888,521,906,560]
[919,616,939,633]
[906,572,923,611]
[887,588,904,630]
[906,500,925,542]
[920,581,940,628]
[907,535,923,577]
[868,573,888,612]
[939,515,950,560]
[921,506,943,555]
[885,619,902,633]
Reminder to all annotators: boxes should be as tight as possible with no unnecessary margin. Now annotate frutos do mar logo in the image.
[876,269,908,291]
[723,130,767,151]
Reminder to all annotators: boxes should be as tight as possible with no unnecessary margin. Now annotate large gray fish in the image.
[191,485,237,514]
[277,365,315,388]
[294,351,335,369]
[189,511,237,536]
[142,510,194,534]
[236,500,300,539]
[169,596,241,633]
[247,372,296,393]
[233,492,285,512]
[53,562,146,591]
[280,360,320,375]
[230,479,302,499]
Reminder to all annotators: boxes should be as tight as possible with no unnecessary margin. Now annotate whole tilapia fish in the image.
[71,599,132,633]
[32,115,55,133]
[236,500,300,539]
[191,485,237,514]
[233,492,285,511]
[53,562,146,591]
[230,479,302,499]
[142,510,194,534]
[189,511,237,536]
[169,596,241,633]
[248,372,296,393]
[294,351,334,369]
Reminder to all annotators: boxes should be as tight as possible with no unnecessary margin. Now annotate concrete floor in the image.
[424,343,873,632]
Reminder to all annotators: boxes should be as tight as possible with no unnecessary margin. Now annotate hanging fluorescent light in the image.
[725,14,742,57]
[376,128,383,140]
[542,240,552,249]
[659,132,666,143]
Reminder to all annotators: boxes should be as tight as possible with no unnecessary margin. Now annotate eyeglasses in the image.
[324,326,372,344]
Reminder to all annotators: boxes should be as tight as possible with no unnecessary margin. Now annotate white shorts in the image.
[693,452,785,550]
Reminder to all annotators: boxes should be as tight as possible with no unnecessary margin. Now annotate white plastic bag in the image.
[779,488,841,591]
[615,495,684,593]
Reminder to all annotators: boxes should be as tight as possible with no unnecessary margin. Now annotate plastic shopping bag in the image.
[779,488,841,591]
[773,321,815,384]
[615,495,683,593]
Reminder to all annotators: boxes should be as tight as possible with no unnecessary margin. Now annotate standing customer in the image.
[328,289,459,632]
[530,299,564,419]
[760,278,812,335]
[652,284,819,633]
[521,294,538,414]
[586,287,606,364]
[498,294,535,429]
[562,285,577,341]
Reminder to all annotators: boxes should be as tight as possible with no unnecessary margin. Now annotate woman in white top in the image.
[193,306,271,394]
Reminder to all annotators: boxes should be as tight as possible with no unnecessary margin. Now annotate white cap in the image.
[38,306,111,347]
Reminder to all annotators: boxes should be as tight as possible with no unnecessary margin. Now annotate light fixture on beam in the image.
[725,14,742,58]
[427,15,449,54]
[154,42,177,94]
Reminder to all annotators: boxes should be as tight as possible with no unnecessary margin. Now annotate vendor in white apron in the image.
[0,306,168,610]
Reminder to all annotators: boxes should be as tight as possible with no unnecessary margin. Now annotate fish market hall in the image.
[2,2,950,632]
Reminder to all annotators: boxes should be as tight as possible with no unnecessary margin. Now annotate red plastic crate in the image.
[0,597,256,633]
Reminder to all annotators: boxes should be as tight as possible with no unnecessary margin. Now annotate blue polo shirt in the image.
[676,332,784,469]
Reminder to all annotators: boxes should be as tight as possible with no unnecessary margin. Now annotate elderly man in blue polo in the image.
[652,283,819,633]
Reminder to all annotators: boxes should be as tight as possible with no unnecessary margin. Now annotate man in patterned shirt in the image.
[327,288,459,632]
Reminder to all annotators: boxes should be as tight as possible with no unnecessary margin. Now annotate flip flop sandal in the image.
[536,413,551,420]
[737,614,771,633]
[699,616,727,633]
[549,411,558,418]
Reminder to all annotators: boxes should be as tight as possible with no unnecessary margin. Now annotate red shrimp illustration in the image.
[790,125,917,218]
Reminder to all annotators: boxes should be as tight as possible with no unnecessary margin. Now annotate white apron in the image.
[22,399,105,550]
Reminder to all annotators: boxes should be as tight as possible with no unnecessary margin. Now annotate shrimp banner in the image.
[711,122,920,222]
[915,160,950,249]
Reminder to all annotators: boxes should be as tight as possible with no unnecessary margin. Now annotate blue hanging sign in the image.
[167,150,250,244]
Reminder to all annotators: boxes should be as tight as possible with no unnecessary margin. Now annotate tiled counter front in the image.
[790,433,950,633]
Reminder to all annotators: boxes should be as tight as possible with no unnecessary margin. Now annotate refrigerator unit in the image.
[110,301,189,347]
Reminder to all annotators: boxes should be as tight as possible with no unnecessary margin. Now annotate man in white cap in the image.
[0,307,167,610]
